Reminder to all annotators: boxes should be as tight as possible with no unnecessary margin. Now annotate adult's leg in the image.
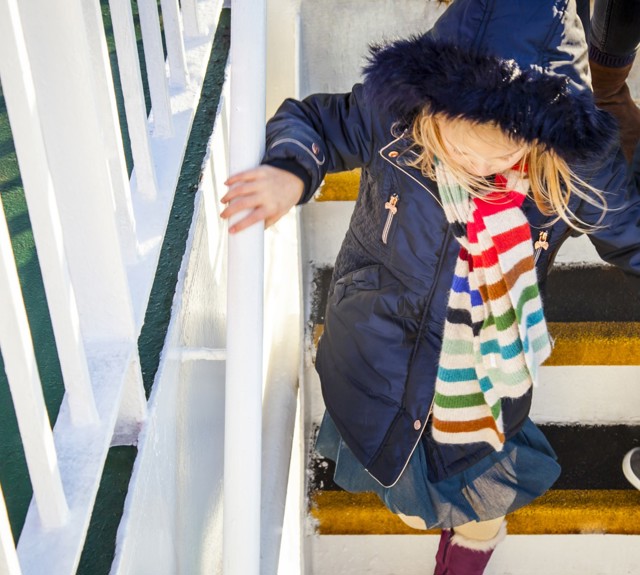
[590,0,640,162]
[591,0,640,58]
[576,0,591,41]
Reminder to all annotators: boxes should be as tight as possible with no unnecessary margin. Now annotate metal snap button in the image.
[389,150,399,158]
[414,419,422,431]
[312,142,320,155]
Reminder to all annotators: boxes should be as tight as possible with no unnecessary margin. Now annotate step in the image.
[307,266,640,368]
[309,422,640,534]
[310,490,640,535]
[309,533,640,575]
[301,171,640,562]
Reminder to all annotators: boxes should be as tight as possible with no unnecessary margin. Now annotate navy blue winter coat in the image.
[262,0,640,487]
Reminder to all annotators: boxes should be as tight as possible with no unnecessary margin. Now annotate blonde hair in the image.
[409,110,607,231]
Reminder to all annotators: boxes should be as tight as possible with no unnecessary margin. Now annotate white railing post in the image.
[223,0,266,574]
[0,195,69,530]
[138,0,173,137]
[159,0,189,88]
[77,0,139,266]
[182,0,201,37]
[109,0,159,201]
[0,485,21,575]
[0,0,99,427]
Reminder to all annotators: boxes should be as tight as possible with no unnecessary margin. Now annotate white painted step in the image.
[308,534,640,575]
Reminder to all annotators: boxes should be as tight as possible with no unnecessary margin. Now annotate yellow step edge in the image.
[544,322,640,366]
[310,323,640,366]
[316,170,361,201]
[310,489,640,535]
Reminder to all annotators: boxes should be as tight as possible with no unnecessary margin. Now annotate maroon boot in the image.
[433,521,506,575]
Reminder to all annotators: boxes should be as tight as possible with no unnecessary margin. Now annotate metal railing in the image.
[0,0,224,573]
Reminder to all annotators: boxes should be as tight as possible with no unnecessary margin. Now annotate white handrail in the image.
[223,1,267,574]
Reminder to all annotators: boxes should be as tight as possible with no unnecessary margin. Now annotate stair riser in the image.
[309,534,640,575]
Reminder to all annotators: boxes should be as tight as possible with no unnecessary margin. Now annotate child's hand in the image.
[221,165,304,234]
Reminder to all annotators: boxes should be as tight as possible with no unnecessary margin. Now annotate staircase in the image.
[300,170,640,575]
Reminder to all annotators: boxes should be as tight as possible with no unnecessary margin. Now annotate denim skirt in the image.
[315,412,561,529]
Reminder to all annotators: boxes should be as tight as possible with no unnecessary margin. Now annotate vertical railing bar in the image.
[0,196,69,530]
[137,0,173,137]
[159,0,189,88]
[0,0,100,427]
[0,484,21,575]
[181,0,201,38]
[223,1,266,574]
[78,0,139,266]
[109,0,159,201]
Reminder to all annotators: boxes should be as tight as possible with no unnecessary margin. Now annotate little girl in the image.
[221,0,640,573]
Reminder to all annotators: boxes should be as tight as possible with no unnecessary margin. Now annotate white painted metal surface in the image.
[160,0,189,88]
[109,0,160,201]
[78,0,139,266]
[224,1,267,573]
[0,0,225,572]
[0,194,69,530]
[0,486,21,575]
[138,0,173,137]
[182,0,201,37]
[0,0,98,428]
[112,90,230,574]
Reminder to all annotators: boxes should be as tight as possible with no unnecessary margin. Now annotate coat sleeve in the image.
[577,151,640,296]
[262,83,377,204]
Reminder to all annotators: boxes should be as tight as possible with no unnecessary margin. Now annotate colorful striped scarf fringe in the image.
[432,161,552,450]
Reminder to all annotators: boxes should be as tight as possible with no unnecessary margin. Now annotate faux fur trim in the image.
[450,520,508,552]
[363,37,618,162]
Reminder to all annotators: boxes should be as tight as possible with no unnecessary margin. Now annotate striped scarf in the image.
[432,161,552,450]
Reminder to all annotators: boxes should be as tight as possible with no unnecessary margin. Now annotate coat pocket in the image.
[331,264,381,305]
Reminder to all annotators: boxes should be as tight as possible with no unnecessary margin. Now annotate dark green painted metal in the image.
[138,9,230,396]
[77,446,137,575]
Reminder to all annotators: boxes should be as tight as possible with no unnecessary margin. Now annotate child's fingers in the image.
[224,167,262,187]
[228,206,269,234]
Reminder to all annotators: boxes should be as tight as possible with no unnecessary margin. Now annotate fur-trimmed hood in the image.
[363,0,617,162]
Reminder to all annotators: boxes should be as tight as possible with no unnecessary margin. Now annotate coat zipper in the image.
[382,193,399,244]
[379,135,444,209]
[533,230,550,264]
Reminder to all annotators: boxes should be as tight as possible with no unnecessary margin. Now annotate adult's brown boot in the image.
[590,59,640,163]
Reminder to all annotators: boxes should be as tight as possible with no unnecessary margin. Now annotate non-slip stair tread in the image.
[315,170,360,202]
[544,322,640,365]
[308,266,640,366]
[310,489,640,535]
[310,321,640,366]
[310,425,640,492]
[310,265,640,326]
[545,266,640,322]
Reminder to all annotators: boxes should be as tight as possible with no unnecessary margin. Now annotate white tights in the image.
[397,513,505,541]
